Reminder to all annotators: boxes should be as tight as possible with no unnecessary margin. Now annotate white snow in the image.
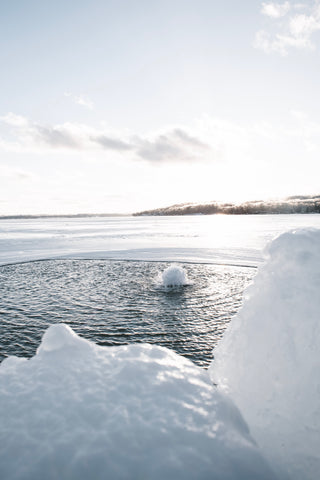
[0,324,275,480]
[209,228,320,480]
[159,264,190,287]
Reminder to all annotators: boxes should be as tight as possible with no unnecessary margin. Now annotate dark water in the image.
[0,260,255,367]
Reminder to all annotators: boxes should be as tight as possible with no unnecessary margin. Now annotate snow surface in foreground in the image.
[0,324,274,480]
[210,228,320,480]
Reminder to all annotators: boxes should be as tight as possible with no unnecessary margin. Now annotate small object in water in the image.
[161,264,189,287]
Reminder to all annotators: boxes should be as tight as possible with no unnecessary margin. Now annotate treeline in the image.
[134,195,320,216]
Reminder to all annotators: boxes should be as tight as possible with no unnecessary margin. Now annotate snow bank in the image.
[0,324,274,480]
[210,228,320,480]
[158,264,190,287]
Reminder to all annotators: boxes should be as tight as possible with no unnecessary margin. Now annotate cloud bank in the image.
[255,1,320,54]
[2,111,320,173]
[0,113,212,164]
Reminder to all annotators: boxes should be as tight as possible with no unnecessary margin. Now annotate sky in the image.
[1,0,320,215]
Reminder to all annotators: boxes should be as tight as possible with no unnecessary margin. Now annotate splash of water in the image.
[159,264,190,288]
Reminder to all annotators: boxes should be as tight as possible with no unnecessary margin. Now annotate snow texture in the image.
[0,324,274,480]
[210,228,320,480]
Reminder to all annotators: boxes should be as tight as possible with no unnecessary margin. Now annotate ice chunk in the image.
[0,325,274,480]
[210,228,320,480]
[37,323,93,354]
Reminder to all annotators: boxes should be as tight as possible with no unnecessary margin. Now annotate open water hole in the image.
[0,259,256,367]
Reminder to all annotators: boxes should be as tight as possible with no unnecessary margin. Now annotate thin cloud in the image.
[261,2,291,18]
[1,112,29,127]
[93,135,133,151]
[64,92,94,110]
[136,129,210,163]
[255,1,320,54]
[34,125,82,148]
[172,128,209,148]
[0,115,90,151]
[137,136,184,163]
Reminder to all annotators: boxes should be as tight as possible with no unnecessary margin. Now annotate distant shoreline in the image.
[134,195,320,216]
[1,195,320,219]
[0,213,130,220]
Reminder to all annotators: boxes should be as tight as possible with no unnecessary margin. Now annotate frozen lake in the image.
[1,214,320,266]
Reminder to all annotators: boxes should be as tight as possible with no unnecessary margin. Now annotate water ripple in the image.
[0,260,255,367]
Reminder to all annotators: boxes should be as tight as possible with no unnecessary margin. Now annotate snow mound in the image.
[0,325,274,480]
[37,323,92,354]
[210,228,320,480]
[159,264,190,287]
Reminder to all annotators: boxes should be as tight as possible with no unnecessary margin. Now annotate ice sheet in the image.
[1,214,320,267]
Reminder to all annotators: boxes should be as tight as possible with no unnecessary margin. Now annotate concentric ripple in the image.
[0,260,255,367]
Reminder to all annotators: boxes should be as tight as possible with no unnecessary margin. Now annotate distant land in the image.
[1,195,320,220]
[0,213,127,220]
[134,195,320,216]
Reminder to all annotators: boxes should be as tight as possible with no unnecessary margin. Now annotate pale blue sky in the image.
[1,1,320,214]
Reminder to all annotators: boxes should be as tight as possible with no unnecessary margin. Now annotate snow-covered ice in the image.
[210,228,320,480]
[1,214,320,267]
[0,324,275,480]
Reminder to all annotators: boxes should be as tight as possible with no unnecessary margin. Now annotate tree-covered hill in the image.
[134,195,320,216]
